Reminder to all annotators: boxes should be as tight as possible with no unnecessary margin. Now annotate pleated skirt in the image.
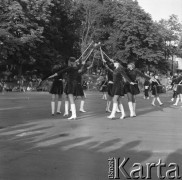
[49,80,63,95]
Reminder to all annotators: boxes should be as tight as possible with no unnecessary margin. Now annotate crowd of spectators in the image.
[0,70,181,93]
[0,75,42,92]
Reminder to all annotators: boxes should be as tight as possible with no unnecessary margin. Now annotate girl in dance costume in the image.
[150,74,163,106]
[143,78,150,99]
[172,75,182,106]
[100,49,121,113]
[105,68,114,112]
[82,77,88,98]
[100,75,108,100]
[62,61,89,116]
[50,57,91,119]
[48,64,66,116]
[105,66,121,113]
[74,61,91,113]
[105,60,131,119]
[124,63,150,117]
[171,73,178,102]
[61,63,70,117]
[49,57,79,119]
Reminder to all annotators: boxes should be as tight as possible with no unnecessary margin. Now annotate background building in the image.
[175,56,182,73]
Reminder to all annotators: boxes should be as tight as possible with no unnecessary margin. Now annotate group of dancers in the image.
[48,57,90,120]
[100,68,164,114]
[46,41,182,120]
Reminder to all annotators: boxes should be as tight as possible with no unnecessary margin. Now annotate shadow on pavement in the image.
[0,137,153,180]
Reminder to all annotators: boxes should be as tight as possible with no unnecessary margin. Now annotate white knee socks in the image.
[64,101,69,116]
[106,101,111,112]
[108,103,117,118]
[173,97,179,106]
[133,102,136,116]
[152,98,156,106]
[80,100,86,112]
[57,101,62,113]
[68,104,77,120]
[51,101,55,115]
[119,104,125,119]
[156,97,162,105]
[128,102,134,117]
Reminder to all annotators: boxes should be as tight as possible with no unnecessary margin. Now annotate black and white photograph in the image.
[0,0,182,179]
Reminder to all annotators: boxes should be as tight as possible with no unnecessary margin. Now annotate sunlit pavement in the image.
[0,91,182,180]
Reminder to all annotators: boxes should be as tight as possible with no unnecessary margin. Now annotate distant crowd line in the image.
[0,72,181,94]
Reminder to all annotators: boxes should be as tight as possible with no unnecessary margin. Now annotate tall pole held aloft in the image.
[77,41,94,62]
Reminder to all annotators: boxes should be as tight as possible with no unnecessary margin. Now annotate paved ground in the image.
[0,91,182,180]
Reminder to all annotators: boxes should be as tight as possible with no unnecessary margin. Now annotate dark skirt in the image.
[124,82,140,95]
[49,80,63,95]
[112,81,125,96]
[151,85,163,95]
[64,81,84,97]
[76,83,85,97]
[176,84,182,94]
[107,83,113,97]
[100,85,107,92]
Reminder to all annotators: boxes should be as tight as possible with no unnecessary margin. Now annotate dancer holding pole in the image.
[49,64,65,116]
[105,60,131,119]
[124,63,150,117]
[100,48,121,113]
[100,49,131,119]
[49,42,99,119]
[49,57,82,120]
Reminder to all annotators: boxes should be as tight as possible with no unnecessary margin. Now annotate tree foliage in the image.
[0,0,51,75]
[0,0,182,75]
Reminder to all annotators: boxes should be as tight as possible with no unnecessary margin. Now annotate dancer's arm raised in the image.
[173,75,182,84]
[119,68,132,83]
[135,69,150,80]
[48,66,72,79]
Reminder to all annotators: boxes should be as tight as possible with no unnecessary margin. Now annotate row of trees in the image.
[0,0,182,77]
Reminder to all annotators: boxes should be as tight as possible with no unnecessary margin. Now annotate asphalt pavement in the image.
[0,91,182,180]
